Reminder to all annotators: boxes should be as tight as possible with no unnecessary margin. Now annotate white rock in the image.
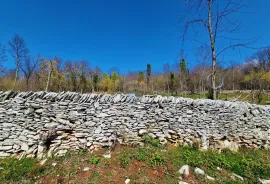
[125,179,131,184]
[217,167,222,171]
[0,146,12,151]
[56,150,67,156]
[194,167,205,175]
[0,152,10,157]
[94,127,102,134]
[74,133,85,138]
[206,175,215,181]
[139,129,147,135]
[103,154,111,159]
[52,163,57,167]
[179,181,189,184]
[232,173,244,181]
[40,159,47,165]
[87,142,92,147]
[83,167,90,171]
[259,179,270,184]
[179,165,189,177]
[21,143,29,151]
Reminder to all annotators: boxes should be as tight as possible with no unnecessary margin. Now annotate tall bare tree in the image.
[0,43,7,73]
[182,0,254,99]
[8,34,29,90]
[20,57,39,90]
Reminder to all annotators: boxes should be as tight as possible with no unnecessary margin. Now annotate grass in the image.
[0,137,269,183]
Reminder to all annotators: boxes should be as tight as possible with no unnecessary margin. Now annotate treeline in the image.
[0,34,270,99]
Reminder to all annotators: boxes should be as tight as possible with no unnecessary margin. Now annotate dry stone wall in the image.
[0,91,269,158]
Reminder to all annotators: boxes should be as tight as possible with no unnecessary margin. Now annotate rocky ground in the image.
[0,137,269,184]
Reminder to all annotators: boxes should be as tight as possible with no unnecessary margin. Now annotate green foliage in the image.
[142,136,160,148]
[79,149,88,155]
[88,155,102,166]
[92,73,99,91]
[133,147,152,162]
[118,150,132,168]
[0,157,45,182]
[88,171,100,184]
[149,152,165,166]
[180,59,187,75]
[137,71,144,85]
[168,146,270,180]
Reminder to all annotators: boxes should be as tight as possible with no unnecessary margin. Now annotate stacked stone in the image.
[0,91,269,158]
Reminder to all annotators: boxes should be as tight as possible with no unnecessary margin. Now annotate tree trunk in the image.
[232,69,235,91]
[12,65,19,91]
[45,61,52,92]
[207,0,217,100]
[26,78,29,91]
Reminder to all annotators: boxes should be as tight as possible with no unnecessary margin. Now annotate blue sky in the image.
[0,0,269,74]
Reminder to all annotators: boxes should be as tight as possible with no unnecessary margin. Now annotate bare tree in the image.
[163,63,171,94]
[20,57,39,90]
[195,45,211,97]
[0,43,7,73]
[182,0,255,99]
[8,34,29,90]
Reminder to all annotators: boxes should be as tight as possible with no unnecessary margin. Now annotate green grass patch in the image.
[0,157,45,182]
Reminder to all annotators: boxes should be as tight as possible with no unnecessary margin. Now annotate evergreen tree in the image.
[179,59,188,92]
[180,59,187,75]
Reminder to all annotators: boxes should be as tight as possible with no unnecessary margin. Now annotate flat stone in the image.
[21,143,29,151]
[0,146,12,151]
[139,129,147,135]
[75,133,85,138]
[194,167,204,175]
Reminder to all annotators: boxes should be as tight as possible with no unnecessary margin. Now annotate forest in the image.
[0,34,270,104]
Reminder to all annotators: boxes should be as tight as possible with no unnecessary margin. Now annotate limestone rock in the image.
[179,165,189,177]
[194,167,205,175]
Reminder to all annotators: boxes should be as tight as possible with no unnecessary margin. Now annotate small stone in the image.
[21,143,29,151]
[52,163,57,167]
[87,142,92,147]
[206,175,215,181]
[83,167,90,171]
[25,108,34,115]
[103,154,111,159]
[217,167,222,171]
[232,173,244,181]
[0,152,10,157]
[139,129,147,135]
[259,179,270,184]
[125,178,131,184]
[94,127,102,134]
[0,146,12,151]
[194,167,205,175]
[179,165,189,177]
[179,181,189,184]
[56,150,67,156]
[35,109,43,114]
[40,159,47,165]
[75,133,85,138]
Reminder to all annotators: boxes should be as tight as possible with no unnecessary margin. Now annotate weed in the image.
[143,136,160,147]
[119,154,131,168]
[149,152,165,166]
[88,155,102,166]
